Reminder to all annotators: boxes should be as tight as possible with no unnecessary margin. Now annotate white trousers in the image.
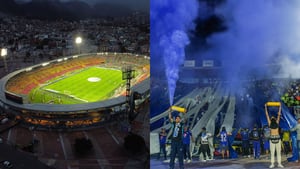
[269,139,282,165]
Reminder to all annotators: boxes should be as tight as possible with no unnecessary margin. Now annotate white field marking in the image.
[45,89,89,102]
[87,77,101,82]
[45,89,59,93]
[68,95,89,102]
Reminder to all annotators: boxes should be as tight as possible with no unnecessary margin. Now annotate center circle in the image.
[88,77,101,82]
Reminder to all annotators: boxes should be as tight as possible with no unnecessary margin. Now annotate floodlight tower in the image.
[122,66,136,122]
[75,37,82,54]
[1,48,8,72]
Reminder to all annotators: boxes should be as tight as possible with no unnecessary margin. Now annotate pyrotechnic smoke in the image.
[204,0,300,86]
[198,0,300,128]
[151,0,198,106]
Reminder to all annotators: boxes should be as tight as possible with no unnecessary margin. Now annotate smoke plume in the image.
[205,0,300,87]
[197,0,300,128]
[151,0,198,106]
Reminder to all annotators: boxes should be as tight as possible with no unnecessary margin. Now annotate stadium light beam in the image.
[1,48,8,72]
[75,37,82,54]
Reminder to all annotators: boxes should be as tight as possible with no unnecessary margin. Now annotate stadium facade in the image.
[0,53,150,130]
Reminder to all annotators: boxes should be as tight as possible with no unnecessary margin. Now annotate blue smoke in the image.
[198,0,300,90]
[151,0,198,106]
[195,0,300,128]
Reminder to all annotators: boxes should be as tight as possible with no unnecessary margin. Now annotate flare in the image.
[266,102,281,107]
[171,106,186,113]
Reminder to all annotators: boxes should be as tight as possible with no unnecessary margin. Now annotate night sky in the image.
[0,0,149,20]
[15,0,149,12]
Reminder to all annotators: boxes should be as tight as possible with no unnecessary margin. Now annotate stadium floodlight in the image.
[26,67,32,72]
[73,55,78,58]
[75,37,82,44]
[75,36,82,54]
[64,57,68,61]
[57,59,63,62]
[42,62,49,66]
[1,48,8,72]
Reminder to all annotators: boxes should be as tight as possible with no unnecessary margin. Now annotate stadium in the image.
[0,52,150,130]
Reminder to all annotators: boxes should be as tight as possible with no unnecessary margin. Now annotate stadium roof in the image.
[132,78,150,95]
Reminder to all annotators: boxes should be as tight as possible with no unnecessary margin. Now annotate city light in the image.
[1,48,7,57]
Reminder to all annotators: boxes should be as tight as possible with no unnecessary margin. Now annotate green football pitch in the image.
[29,67,125,104]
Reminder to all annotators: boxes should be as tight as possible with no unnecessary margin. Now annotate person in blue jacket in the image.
[240,128,250,158]
[250,124,261,160]
[291,117,300,162]
[182,126,194,163]
[157,128,167,160]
